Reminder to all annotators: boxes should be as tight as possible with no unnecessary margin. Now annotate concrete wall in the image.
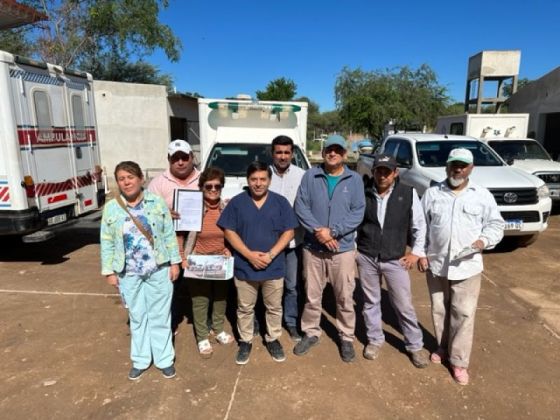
[93,81,170,187]
[508,67,560,143]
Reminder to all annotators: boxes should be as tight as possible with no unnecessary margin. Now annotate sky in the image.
[150,0,560,112]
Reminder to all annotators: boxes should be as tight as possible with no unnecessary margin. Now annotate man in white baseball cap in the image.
[447,147,474,165]
[419,147,504,385]
[167,139,192,158]
[149,139,200,209]
[148,139,201,333]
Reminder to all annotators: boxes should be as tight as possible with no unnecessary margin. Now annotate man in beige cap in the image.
[419,147,504,385]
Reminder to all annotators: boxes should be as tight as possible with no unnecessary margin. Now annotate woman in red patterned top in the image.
[184,167,233,357]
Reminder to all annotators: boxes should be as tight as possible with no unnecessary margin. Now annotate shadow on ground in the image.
[0,224,100,265]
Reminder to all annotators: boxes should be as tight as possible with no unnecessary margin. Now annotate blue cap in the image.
[324,134,346,149]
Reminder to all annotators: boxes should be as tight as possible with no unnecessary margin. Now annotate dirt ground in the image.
[1,212,559,420]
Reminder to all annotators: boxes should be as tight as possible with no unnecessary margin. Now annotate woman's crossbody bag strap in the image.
[115,195,154,247]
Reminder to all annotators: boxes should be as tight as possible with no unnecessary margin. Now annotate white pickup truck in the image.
[436,113,560,202]
[356,133,552,246]
[198,96,309,199]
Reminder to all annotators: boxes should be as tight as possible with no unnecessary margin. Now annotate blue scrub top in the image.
[217,190,299,281]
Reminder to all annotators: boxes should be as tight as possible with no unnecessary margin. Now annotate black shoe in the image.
[160,365,176,379]
[235,341,252,365]
[293,334,319,356]
[266,339,286,362]
[128,367,146,381]
[287,326,302,342]
[340,341,355,363]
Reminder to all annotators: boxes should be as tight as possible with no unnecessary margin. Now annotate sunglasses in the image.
[325,146,345,155]
[170,153,191,162]
[203,184,223,191]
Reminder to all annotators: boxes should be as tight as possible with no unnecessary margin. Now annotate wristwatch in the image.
[268,251,276,260]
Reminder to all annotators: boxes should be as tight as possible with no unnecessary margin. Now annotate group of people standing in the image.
[100,134,504,386]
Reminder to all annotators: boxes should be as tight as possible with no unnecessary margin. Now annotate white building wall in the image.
[93,81,170,186]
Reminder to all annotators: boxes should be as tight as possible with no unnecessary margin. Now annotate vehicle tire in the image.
[516,234,539,247]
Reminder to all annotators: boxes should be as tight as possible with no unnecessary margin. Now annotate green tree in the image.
[83,55,173,87]
[503,77,531,97]
[7,0,180,84]
[0,28,34,56]
[442,102,465,115]
[295,96,319,115]
[256,77,297,101]
[335,65,449,139]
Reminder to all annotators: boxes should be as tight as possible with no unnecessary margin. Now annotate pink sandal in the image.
[430,348,447,364]
[451,365,469,385]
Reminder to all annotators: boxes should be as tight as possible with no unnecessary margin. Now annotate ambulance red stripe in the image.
[34,175,95,197]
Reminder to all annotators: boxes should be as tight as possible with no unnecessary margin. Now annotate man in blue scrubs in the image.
[217,161,299,365]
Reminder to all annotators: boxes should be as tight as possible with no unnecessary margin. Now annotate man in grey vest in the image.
[355,154,429,368]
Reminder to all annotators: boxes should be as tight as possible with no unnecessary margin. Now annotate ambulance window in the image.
[71,95,85,130]
[33,91,52,129]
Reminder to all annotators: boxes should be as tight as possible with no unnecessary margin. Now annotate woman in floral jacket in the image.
[100,161,181,381]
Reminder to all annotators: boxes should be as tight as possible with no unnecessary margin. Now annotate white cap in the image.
[447,148,473,164]
[168,139,192,156]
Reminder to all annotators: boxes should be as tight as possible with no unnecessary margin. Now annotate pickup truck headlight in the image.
[537,184,550,199]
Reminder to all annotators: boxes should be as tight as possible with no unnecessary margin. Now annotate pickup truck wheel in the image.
[516,234,539,247]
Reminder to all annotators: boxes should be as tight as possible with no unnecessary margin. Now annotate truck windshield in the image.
[205,143,309,176]
[416,141,503,167]
[488,140,551,161]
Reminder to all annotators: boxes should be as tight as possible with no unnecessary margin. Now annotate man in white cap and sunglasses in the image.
[148,139,200,209]
[148,139,201,332]
[419,147,504,385]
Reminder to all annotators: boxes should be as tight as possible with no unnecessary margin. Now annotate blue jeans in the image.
[118,266,175,369]
[356,252,424,352]
[283,246,301,328]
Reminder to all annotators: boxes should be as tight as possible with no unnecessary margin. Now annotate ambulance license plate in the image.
[47,213,67,226]
[504,219,523,230]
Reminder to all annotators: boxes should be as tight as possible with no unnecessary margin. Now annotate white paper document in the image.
[173,189,203,231]
[183,255,234,280]
[452,246,480,261]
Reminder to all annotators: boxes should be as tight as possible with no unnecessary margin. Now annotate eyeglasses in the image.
[203,184,223,191]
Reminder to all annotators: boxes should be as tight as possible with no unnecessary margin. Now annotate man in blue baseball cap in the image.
[294,134,365,362]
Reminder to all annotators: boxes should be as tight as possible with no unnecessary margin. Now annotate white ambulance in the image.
[198,96,309,199]
[0,50,104,241]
